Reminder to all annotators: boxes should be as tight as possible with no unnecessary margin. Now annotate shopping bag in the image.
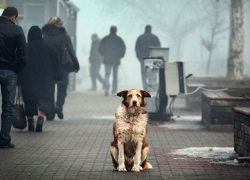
[13,87,27,129]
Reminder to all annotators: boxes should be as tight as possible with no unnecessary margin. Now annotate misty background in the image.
[71,0,250,91]
[1,0,250,91]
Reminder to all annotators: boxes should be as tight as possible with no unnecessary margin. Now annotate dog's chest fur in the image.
[115,105,147,143]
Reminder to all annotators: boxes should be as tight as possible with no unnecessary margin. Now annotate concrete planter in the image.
[202,91,250,131]
[233,107,250,157]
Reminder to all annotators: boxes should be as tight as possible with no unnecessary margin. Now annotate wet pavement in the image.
[0,90,250,180]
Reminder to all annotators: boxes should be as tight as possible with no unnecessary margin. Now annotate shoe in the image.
[36,116,44,132]
[0,143,15,148]
[55,106,64,120]
[28,119,34,131]
[104,86,110,96]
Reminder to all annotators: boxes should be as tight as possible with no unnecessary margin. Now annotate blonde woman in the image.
[42,17,80,120]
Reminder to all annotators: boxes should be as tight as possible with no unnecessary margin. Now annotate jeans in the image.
[0,70,17,146]
[90,63,104,90]
[104,64,119,94]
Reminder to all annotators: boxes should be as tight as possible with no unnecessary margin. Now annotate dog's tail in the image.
[144,162,152,169]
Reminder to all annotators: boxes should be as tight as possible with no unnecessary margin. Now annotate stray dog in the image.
[110,89,152,172]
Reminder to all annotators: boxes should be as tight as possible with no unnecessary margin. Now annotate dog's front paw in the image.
[131,164,142,172]
[117,164,127,172]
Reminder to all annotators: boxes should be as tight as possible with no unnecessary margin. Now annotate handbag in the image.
[61,42,75,73]
[13,86,27,130]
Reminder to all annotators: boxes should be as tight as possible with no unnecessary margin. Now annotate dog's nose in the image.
[133,101,137,105]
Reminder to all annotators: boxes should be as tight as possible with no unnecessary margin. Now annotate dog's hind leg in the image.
[140,147,152,169]
[110,146,118,169]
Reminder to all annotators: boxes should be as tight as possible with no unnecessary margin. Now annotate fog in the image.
[71,0,250,91]
[1,1,250,92]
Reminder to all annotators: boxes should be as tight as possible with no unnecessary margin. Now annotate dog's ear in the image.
[117,90,128,98]
[140,90,151,98]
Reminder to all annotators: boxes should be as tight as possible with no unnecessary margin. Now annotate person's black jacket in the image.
[18,26,63,102]
[135,31,161,61]
[42,24,80,85]
[0,16,26,74]
[99,32,126,65]
[89,39,103,64]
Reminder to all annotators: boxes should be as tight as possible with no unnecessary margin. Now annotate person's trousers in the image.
[104,64,119,94]
[46,84,67,120]
[90,63,104,90]
[56,84,67,110]
[140,60,146,90]
[0,70,17,146]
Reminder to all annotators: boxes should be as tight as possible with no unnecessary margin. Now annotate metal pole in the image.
[57,0,60,16]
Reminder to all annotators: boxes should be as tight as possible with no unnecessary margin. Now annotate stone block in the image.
[210,100,234,106]
[211,106,233,113]
[202,91,250,132]
[210,112,234,119]
[234,113,240,121]
[210,118,234,124]
[221,125,233,132]
[209,124,222,131]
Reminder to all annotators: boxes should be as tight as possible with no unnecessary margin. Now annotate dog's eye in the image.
[128,94,132,98]
[137,94,141,97]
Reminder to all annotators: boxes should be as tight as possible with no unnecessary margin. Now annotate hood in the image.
[28,26,42,42]
[42,24,66,36]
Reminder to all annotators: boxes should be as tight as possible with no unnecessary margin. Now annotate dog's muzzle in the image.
[132,101,137,106]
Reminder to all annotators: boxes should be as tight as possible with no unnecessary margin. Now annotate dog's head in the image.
[117,89,151,108]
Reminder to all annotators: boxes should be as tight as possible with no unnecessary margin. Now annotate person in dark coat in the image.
[18,26,63,132]
[135,25,161,89]
[99,26,126,96]
[42,17,80,120]
[0,7,26,148]
[88,33,104,91]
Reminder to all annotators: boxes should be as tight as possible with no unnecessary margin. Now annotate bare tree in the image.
[200,0,229,76]
[226,0,244,80]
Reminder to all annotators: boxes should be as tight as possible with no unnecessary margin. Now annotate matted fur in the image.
[110,89,152,172]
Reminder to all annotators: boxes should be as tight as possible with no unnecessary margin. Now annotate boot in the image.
[35,116,44,132]
[28,119,34,131]
[55,105,64,120]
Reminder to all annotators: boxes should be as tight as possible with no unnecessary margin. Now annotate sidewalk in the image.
[0,91,250,180]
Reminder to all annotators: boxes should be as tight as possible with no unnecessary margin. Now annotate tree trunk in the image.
[226,0,244,80]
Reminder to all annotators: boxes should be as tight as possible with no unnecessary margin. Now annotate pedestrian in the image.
[88,33,104,91]
[0,7,26,148]
[99,26,126,96]
[17,26,63,132]
[135,25,161,89]
[42,17,80,120]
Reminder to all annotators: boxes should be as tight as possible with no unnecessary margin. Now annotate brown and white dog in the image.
[110,89,152,172]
